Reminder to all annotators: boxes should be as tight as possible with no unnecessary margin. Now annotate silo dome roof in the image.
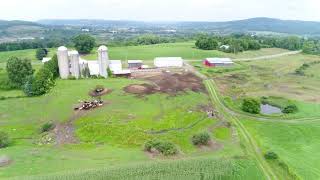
[98,45,108,51]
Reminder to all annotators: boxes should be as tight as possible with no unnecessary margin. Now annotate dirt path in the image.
[205,80,278,180]
[185,50,302,62]
[234,50,302,61]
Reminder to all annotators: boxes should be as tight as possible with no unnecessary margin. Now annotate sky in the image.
[0,0,319,22]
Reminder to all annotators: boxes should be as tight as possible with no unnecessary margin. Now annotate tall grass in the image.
[12,158,263,180]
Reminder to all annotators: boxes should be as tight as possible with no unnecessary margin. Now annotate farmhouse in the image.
[203,58,234,67]
[154,57,184,67]
[128,60,143,69]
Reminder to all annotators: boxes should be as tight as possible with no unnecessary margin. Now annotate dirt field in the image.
[125,71,205,96]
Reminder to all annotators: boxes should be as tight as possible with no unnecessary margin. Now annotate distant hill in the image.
[38,17,320,36]
[0,20,46,42]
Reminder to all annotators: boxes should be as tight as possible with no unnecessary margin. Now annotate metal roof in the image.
[128,60,143,64]
[206,58,233,64]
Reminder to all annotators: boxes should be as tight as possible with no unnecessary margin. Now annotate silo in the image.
[57,46,69,79]
[98,45,109,78]
[69,50,80,79]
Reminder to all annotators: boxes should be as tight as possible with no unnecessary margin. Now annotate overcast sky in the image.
[0,0,319,22]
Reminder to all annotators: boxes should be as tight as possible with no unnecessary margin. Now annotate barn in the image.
[203,58,234,67]
[128,60,143,69]
[154,57,184,67]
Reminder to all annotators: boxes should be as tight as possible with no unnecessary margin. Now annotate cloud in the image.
[0,0,319,21]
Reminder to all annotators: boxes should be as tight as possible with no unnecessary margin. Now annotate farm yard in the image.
[1,41,320,180]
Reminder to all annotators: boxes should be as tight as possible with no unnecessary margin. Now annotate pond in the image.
[260,104,282,115]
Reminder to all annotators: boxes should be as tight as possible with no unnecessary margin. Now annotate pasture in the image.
[1,42,319,179]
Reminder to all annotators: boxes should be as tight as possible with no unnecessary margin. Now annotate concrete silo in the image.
[57,46,70,79]
[98,45,109,78]
[69,50,80,79]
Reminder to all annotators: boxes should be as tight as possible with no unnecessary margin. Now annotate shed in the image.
[128,60,143,69]
[154,57,184,68]
[203,58,234,67]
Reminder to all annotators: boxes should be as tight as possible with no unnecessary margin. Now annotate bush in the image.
[0,132,10,148]
[6,56,34,88]
[282,105,298,114]
[144,140,178,156]
[264,151,278,160]
[41,122,55,133]
[72,34,96,54]
[192,132,211,146]
[242,98,261,114]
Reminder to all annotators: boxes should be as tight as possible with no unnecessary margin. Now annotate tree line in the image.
[195,34,320,55]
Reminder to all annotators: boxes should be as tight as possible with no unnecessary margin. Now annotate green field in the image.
[1,43,320,179]
[0,77,247,179]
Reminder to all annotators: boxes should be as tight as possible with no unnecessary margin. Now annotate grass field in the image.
[195,51,320,179]
[1,43,319,179]
[0,77,246,178]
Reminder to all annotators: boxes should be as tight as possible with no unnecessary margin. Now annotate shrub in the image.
[192,132,211,146]
[264,151,278,160]
[41,122,55,133]
[242,98,261,114]
[144,140,178,156]
[6,56,34,88]
[0,132,10,148]
[282,105,298,114]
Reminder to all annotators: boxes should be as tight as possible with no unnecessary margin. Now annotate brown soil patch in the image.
[198,140,224,152]
[54,110,91,145]
[126,71,205,96]
[0,156,12,167]
[89,89,113,97]
[123,84,156,95]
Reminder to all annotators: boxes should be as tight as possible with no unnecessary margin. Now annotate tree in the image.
[195,36,219,50]
[24,67,55,96]
[72,34,96,54]
[43,54,59,78]
[242,98,261,114]
[6,57,34,88]
[36,48,48,60]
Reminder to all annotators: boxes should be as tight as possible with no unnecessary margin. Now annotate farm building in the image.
[128,60,143,69]
[42,57,52,63]
[203,58,234,67]
[109,60,131,76]
[154,57,184,67]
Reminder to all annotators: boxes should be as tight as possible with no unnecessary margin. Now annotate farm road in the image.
[185,50,302,62]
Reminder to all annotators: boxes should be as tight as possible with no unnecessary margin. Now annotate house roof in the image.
[206,58,233,64]
[154,57,183,61]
